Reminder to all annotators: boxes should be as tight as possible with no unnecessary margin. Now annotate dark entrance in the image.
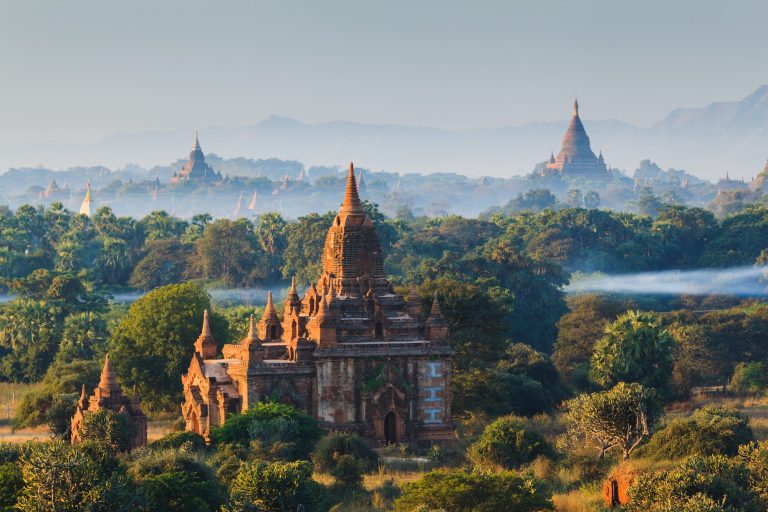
[384,411,397,443]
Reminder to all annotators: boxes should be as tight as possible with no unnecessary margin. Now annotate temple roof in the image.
[98,354,122,397]
[556,99,597,164]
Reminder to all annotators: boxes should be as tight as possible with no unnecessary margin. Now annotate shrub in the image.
[127,448,225,512]
[393,468,553,512]
[313,433,378,473]
[79,409,136,454]
[626,456,762,512]
[47,393,79,439]
[210,402,321,460]
[467,416,556,470]
[148,431,206,451]
[638,407,754,460]
[730,362,768,394]
[0,463,23,509]
[225,460,329,512]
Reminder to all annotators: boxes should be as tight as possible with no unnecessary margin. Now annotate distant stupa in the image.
[79,181,93,216]
[233,191,243,217]
[247,190,258,210]
[543,99,609,178]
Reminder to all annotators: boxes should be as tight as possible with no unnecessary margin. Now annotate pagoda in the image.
[71,354,148,448]
[79,181,94,216]
[181,163,454,444]
[170,132,222,184]
[543,99,609,177]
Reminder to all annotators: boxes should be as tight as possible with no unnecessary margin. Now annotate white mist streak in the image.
[566,266,768,296]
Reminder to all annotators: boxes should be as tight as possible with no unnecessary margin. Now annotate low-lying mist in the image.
[567,265,768,297]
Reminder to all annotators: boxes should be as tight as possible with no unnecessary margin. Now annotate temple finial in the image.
[573,97,579,117]
[193,130,201,150]
[98,353,120,395]
[289,276,297,296]
[246,314,257,340]
[341,162,363,213]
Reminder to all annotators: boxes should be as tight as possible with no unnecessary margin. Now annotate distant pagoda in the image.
[543,99,609,178]
[170,132,222,184]
[79,181,93,216]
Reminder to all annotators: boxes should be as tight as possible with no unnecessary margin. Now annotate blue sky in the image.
[0,0,765,143]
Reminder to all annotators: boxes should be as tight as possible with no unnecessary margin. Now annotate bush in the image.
[210,402,321,460]
[148,431,206,451]
[467,416,556,470]
[638,407,754,460]
[0,463,23,509]
[79,409,136,454]
[47,393,79,439]
[313,433,378,473]
[127,448,225,512]
[225,460,329,512]
[393,468,553,511]
[730,362,768,394]
[626,456,762,512]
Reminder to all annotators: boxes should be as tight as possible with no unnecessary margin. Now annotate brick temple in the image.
[542,99,610,177]
[170,132,222,184]
[71,354,148,448]
[181,163,455,444]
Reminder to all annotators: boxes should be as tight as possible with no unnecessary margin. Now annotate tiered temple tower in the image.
[71,354,148,448]
[181,163,454,444]
[170,132,223,184]
[543,99,609,177]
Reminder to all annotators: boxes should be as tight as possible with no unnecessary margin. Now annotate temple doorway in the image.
[384,411,397,444]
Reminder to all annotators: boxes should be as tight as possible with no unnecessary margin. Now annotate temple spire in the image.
[79,181,93,216]
[262,291,278,321]
[193,131,201,151]
[341,162,363,214]
[245,314,258,342]
[98,353,121,396]
[202,309,212,337]
[573,98,579,117]
[289,276,297,296]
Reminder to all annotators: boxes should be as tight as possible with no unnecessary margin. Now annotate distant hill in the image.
[1,86,767,180]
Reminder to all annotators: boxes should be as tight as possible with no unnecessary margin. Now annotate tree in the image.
[188,219,260,286]
[452,344,568,416]
[393,469,553,512]
[552,295,629,390]
[637,186,664,217]
[281,211,336,284]
[109,283,228,409]
[57,311,108,363]
[590,310,675,396]
[0,299,60,382]
[128,448,224,512]
[730,362,768,394]
[139,211,188,241]
[312,433,378,487]
[638,407,754,460]
[225,460,329,512]
[626,456,763,512]
[584,190,601,209]
[563,382,660,460]
[467,416,556,470]
[564,189,583,208]
[129,238,191,291]
[210,402,322,461]
[79,409,137,454]
[254,212,287,281]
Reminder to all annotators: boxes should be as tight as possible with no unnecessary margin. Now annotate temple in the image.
[542,99,609,177]
[181,163,454,444]
[71,354,148,448]
[170,132,223,184]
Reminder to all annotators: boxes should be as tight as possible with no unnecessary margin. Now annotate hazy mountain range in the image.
[3,86,768,181]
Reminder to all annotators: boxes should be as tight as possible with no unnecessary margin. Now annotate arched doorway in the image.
[384,411,397,444]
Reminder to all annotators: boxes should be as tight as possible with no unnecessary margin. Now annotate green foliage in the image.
[313,433,377,486]
[17,440,140,512]
[14,358,100,429]
[225,459,329,512]
[148,431,207,451]
[590,310,675,396]
[187,218,261,285]
[626,456,764,512]
[129,238,191,291]
[127,448,224,512]
[467,416,556,470]
[638,407,754,460]
[281,211,336,284]
[393,468,553,512]
[0,463,22,510]
[108,282,227,409]
[80,409,137,454]
[453,344,568,416]
[739,441,768,502]
[47,392,79,439]
[562,382,660,460]
[730,362,768,394]
[209,402,322,461]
